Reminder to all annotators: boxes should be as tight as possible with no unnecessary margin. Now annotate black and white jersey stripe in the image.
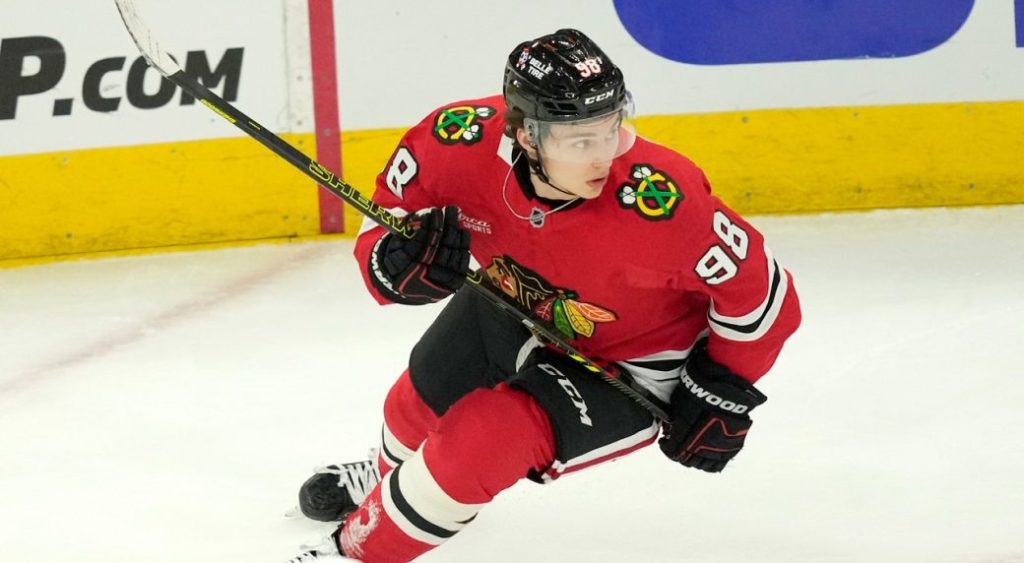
[708,243,789,343]
[618,331,707,403]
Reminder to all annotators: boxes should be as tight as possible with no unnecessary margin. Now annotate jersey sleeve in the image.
[681,170,802,383]
[353,113,446,305]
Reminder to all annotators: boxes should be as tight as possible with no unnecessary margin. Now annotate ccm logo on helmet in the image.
[680,373,749,414]
[583,90,614,105]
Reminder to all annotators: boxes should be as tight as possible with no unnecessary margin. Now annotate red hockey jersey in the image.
[355,95,801,397]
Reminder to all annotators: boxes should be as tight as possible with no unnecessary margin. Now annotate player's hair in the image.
[503,106,526,140]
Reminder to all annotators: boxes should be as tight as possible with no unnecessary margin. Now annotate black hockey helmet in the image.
[504,29,636,171]
[504,28,628,123]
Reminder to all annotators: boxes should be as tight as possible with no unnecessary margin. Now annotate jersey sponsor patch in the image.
[616,164,684,221]
[485,255,617,340]
[457,211,492,234]
[432,105,495,145]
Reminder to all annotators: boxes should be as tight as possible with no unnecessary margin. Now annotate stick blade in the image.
[113,0,182,76]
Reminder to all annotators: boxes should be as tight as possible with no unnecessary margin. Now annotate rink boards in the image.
[2,1,1023,264]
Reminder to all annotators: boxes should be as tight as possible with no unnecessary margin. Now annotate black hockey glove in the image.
[659,340,767,473]
[369,205,471,305]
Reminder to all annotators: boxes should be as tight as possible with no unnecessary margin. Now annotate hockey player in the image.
[287,28,801,562]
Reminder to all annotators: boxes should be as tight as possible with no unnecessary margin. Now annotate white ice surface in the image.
[1,206,1022,563]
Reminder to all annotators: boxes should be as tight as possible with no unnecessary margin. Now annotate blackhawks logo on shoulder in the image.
[485,256,617,340]
[432,105,495,145]
[617,164,683,221]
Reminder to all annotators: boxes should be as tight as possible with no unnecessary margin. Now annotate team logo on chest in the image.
[432,105,495,145]
[485,256,617,339]
[616,164,684,221]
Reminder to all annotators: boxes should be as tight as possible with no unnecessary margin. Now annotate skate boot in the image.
[298,449,381,522]
[284,528,353,562]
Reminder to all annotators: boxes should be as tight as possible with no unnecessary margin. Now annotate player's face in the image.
[536,115,621,199]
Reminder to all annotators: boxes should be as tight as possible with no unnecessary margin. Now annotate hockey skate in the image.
[284,528,353,562]
[296,449,381,522]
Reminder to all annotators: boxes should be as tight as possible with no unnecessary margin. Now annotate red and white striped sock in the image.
[341,385,555,562]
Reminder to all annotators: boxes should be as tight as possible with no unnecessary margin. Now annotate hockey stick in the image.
[112,0,669,423]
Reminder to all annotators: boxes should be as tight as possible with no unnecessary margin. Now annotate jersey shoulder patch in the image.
[613,139,708,222]
[615,162,685,221]
[431,103,497,145]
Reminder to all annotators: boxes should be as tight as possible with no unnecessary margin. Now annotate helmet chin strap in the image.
[526,148,578,199]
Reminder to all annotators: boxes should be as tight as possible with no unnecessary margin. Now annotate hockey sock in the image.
[379,370,439,474]
[341,385,555,561]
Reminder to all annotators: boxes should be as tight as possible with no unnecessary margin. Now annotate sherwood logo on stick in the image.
[0,35,243,120]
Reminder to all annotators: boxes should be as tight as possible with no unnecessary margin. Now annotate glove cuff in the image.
[681,341,767,414]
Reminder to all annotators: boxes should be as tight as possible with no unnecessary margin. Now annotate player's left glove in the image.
[658,340,767,473]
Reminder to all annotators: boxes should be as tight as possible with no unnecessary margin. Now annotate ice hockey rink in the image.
[1,204,1021,563]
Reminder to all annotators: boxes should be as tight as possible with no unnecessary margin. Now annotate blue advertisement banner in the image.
[614,1,978,65]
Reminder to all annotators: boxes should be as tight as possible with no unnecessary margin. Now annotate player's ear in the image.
[515,128,538,159]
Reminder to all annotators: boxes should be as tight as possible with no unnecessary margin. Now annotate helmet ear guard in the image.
[524,121,540,147]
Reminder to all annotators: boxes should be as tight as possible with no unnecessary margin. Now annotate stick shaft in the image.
[113,0,669,422]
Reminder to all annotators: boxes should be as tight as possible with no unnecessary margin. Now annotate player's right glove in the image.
[368,205,471,305]
[658,340,768,473]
